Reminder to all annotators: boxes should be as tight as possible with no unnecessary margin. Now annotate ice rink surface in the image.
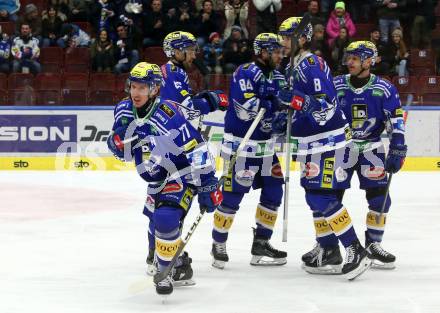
[1,171,439,313]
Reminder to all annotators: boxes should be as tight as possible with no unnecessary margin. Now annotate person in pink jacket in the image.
[325,1,356,46]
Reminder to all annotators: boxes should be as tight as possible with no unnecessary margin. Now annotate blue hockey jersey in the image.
[333,74,405,148]
[160,61,211,121]
[222,62,285,158]
[285,53,352,156]
[111,97,216,186]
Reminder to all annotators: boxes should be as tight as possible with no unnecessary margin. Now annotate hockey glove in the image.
[278,88,321,115]
[107,126,138,161]
[385,143,407,173]
[272,111,288,135]
[197,176,223,213]
[193,90,229,112]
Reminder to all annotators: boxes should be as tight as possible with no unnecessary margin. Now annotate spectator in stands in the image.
[203,32,223,73]
[326,1,356,46]
[57,23,91,48]
[0,0,20,22]
[177,0,197,33]
[195,0,222,45]
[347,0,371,22]
[369,27,392,75]
[408,0,436,49]
[11,23,41,74]
[0,29,11,74]
[196,0,225,11]
[90,0,116,36]
[68,0,90,22]
[330,26,351,74]
[222,25,252,73]
[224,0,248,39]
[17,4,43,42]
[310,24,331,62]
[320,0,336,17]
[306,0,326,27]
[91,29,114,72]
[387,27,409,76]
[374,0,405,43]
[113,22,139,74]
[42,6,64,47]
[48,0,70,17]
[253,0,281,34]
[142,0,167,47]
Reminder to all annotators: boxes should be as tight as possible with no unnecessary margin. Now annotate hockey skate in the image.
[172,251,196,287]
[146,248,157,276]
[155,271,174,297]
[301,243,322,263]
[250,230,287,266]
[211,242,229,269]
[366,232,396,269]
[301,244,343,274]
[366,242,396,270]
[341,239,372,280]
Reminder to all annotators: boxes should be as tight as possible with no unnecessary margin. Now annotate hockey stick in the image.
[376,93,413,224]
[282,13,312,242]
[153,108,267,284]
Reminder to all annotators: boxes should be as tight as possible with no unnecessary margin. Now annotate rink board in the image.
[0,106,439,171]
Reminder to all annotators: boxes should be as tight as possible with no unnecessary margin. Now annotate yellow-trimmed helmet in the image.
[344,41,378,65]
[278,17,313,42]
[253,33,283,55]
[128,62,163,87]
[163,31,197,58]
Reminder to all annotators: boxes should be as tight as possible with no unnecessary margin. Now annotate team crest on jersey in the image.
[159,103,175,118]
[307,56,316,66]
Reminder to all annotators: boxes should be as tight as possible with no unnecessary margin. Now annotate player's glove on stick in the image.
[107,126,137,161]
[197,176,223,213]
[194,90,229,112]
[279,88,321,115]
[272,111,288,135]
[385,143,407,173]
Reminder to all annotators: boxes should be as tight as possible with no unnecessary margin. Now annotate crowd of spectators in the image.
[0,0,439,77]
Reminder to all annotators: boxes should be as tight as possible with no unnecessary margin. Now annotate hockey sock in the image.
[313,212,338,247]
[212,206,236,243]
[366,210,386,243]
[255,203,278,239]
[324,205,358,248]
[155,235,181,270]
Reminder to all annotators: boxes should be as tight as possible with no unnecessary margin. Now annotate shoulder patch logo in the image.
[307,56,316,65]
[159,103,175,118]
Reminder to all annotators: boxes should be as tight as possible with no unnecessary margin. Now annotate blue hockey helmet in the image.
[128,62,163,88]
[163,31,197,58]
[344,41,378,65]
[253,33,283,55]
[278,17,313,42]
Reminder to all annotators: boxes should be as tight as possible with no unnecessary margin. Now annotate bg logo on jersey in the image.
[0,115,77,152]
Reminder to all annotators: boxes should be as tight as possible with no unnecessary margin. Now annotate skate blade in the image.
[173,279,196,287]
[371,260,395,270]
[146,264,157,276]
[301,263,342,275]
[345,257,372,281]
[212,259,226,269]
[250,255,287,266]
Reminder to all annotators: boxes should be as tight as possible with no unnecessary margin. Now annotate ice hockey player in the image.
[275,17,371,280]
[107,62,223,295]
[305,41,405,270]
[161,31,228,123]
[143,30,228,276]
[211,33,287,269]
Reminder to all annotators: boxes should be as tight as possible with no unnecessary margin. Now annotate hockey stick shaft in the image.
[282,13,312,242]
[282,110,292,242]
[154,108,266,284]
[376,93,413,224]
